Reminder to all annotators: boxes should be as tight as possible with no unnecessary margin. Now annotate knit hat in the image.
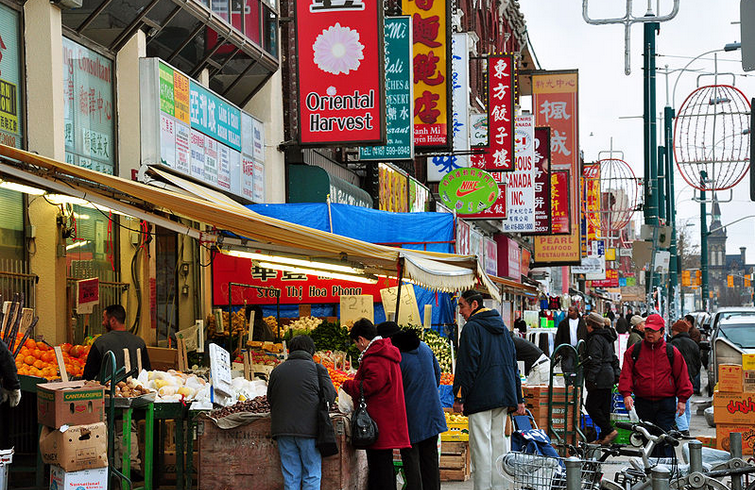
[587,312,604,327]
[630,315,645,327]
[644,313,665,331]
[376,321,401,338]
[671,319,691,333]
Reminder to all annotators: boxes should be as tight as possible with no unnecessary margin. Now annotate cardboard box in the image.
[715,425,755,453]
[744,370,755,393]
[713,392,755,425]
[146,346,178,371]
[49,465,107,490]
[37,381,105,429]
[696,436,717,449]
[742,354,755,371]
[39,422,108,472]
[440,422,470,442]
[718,364,744,393]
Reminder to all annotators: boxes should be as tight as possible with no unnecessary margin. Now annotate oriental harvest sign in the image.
[296,0,386,146]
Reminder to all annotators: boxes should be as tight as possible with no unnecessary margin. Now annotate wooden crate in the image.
[440,441,470,482]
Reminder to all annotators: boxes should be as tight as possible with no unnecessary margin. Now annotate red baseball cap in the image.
[644,314,665,331]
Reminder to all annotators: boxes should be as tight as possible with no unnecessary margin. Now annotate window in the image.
[65,204,118,283]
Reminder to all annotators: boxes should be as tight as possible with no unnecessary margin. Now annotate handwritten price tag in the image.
[379,284,421,326]
[340,295,374,324]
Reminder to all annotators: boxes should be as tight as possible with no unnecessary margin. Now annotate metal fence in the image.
[0,259,36,311]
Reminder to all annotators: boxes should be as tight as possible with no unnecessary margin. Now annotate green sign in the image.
[0,4,22,148]
[359,17,413,161]
[159,63,175,116]
[438,168,499,214]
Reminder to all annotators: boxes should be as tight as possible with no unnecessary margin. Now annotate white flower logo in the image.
[313,23,364,75]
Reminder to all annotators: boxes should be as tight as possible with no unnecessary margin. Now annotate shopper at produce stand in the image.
[618,314,692,457]
[668,319,701,438]
[0,336,20,407]
[583,312,618,445]
[511,335,550,386]
[267,334,337,490]
[83,305,152,380]
[452,290,525,490]
[342,319,410,490]
[377,321,446,490]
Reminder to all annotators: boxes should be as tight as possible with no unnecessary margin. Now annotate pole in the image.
[700,171,709,311]
[565,457,581,490]
[651,466,670,490]
[643,21,661,299]
[688,440,703,474]
[665,105,678,317]
[730,432,743,490]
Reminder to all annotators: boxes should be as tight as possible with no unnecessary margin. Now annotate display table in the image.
[197,413,367,490]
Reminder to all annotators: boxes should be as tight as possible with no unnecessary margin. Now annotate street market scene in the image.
[0,0,755,489]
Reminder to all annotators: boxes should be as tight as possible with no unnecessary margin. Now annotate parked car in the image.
[703,308,755,395]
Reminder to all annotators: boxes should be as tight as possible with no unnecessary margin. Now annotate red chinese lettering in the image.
[414,0,434,10]
[413,14,441,48]
[414,90,440,124]
[413,52,444,86]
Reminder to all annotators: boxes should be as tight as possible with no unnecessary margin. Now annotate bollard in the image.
[688,440,703,474]
[730,432,743,490]
[565,457,582,490]
[651,466,670,490]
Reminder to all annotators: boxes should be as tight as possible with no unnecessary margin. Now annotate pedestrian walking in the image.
[452,290,525,490]
[554,305,587,382]
[584,312,618,445]
[626,316,645,348]
[377,321,446,490]
[668,319,701,438]
[267,335,337,490]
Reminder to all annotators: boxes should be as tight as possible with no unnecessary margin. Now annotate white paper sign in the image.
[209,343,233,397]
[500,114,536,232]
[380,284,421,326]
[340,295,375,324]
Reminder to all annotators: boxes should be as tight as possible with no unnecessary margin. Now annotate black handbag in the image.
[350,381,379,449]
[315,365,339,457]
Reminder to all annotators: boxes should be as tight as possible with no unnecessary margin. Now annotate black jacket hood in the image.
[389,330,421,352]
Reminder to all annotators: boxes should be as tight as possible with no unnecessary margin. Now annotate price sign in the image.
[379,284,421,326]
[340,295,374,325]
[209,343,233,397]
[76,278,99,314]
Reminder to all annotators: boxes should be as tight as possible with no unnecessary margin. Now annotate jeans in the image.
[675,398,691,432]
[469,407,509,490]
[400,435,440,490]
[585,388,613,437]
[277,436,322,490]
[366,448,396,490]
[634,397,677,457]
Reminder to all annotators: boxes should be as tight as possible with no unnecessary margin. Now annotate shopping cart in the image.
[496,452,603,490]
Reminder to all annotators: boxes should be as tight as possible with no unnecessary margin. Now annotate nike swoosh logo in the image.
[456,187,480,197]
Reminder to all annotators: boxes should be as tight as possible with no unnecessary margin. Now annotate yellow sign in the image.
[339,295,374,325]
[695,270,702,286]
[605,248,616,261]
[173,70,191,125]
[380,284,421,326]
[727,275,734,288]
[746,277,751,287]
[681,270,691,287]
[534,228,581,265]
[378,163,408,212]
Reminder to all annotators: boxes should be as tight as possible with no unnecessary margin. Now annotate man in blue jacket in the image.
[378,321,447,490]
[452,290,525,490]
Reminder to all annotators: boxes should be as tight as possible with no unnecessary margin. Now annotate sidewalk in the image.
[441,370,715,489]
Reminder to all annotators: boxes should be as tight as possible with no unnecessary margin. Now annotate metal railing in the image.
[0,259,36,311]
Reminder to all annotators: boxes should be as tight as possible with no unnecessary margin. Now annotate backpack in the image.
[630,340,674,367]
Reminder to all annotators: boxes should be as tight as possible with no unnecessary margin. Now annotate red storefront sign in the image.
[471,54,515,171]
[551,170,570,234]
[296,0,385,145]
[591,269,619,288]
[494,235,520,281]
[212,253,396,305]
[531,127,551,234]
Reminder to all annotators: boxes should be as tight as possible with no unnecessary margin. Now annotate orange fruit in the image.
[38,343,50,352]
[24,338,36,349]
[43,352,55,363]
[24,355,35,366]
[33,360,44,369]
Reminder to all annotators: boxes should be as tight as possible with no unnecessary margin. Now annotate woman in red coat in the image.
[342,319,410,490]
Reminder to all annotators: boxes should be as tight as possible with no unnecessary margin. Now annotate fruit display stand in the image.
[439,410,470,481]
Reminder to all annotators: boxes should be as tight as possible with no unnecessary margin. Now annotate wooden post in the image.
[53,346,69,382]
[123,348,132,381]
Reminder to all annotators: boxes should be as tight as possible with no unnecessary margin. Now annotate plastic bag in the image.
[338,388,354,413]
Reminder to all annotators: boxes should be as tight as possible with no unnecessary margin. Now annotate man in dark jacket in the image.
[378,322,446,490]
[584,313,618,445]
[452,290,525,490]
[669,320,701,437]
[512,335,550,385]
[554,306,587,383]
[618,314,693,456]
[268,335,337,490]
[615,312,630,335]
[83,305,152,380]
[0,337,20,407]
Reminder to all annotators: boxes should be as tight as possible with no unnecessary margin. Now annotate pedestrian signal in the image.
[681,270,691,286]
[727,275,734,288]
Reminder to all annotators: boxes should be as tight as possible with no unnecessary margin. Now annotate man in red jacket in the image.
[618,314,692,456]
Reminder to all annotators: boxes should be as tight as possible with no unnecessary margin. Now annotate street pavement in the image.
[440,368,715,489]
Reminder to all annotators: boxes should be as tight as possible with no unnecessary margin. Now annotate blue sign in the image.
[190,82,242,151]
[619,278,627,287]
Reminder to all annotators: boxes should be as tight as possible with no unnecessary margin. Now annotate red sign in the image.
[551,170,570,234]
[456,219,470,255]
[212,253,396,305]
[531,127,551,234]
[296,0,385,145]
[460,171,507,219]
[494,235,519,281]
[521,248,531,277]
[471,55,515,171]
[591,269,619,288]
[76,278,99,306]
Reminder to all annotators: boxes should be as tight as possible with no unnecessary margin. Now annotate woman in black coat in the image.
[584,313,617,445]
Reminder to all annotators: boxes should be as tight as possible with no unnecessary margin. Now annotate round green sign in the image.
[438,168,499,214]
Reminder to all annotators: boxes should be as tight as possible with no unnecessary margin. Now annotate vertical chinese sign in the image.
[583,163,601,259]
[404,0,450,149]
[532,71,580,265]
[296,0,385,145]
[378,162,408,212]
[550,170,570,233]
[531,127,551,234]
[471,54,515,171]
[360,17,413,161]
[63,38,114,175]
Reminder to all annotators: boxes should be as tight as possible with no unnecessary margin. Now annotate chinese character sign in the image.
[459,170,507,219]
[404,0,449,148]
[471,55,515,171]
[456,219,470,255]
[378,162,408,212]
[360,17,413,160]
[296,0,385,145]
[63,38,114,174]
[499,114,536,232]
[0,5,21,149]
[550,170,570,234]
[583,163,601,240]
[531,127,551,234]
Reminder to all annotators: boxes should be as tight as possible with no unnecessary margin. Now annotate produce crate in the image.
[441,422,469,442]
[440,441,470,482]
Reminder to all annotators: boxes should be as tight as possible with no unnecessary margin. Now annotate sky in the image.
[518,0,755,263]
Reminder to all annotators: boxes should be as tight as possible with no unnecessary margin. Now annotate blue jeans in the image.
[277,436,322,490]
[675,398,691,431]
[635,397,676,458]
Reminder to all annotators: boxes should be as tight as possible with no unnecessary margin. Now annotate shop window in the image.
[207,0,277,58]
[66,204,118,282]
[155,227,179,343]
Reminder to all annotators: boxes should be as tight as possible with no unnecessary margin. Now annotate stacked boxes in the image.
[439,441,471,482]
[713,363,755,453]
[522,386,579,435]
[743,354,755,393]
[37,381,108,488]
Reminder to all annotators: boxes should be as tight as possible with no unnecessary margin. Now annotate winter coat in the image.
[512,336,545,375]
[555,316,588,348]
[584,328,616,390]
[615,316,630,334]
[389,330,447,444]
[452,308,523,416]
[342,338,410,450]
[0,339,19,391]
[618,337,693,403]
[669,332,701,384]
[267,350,336,439]
[626,328,644,349]
[83,330,152,381]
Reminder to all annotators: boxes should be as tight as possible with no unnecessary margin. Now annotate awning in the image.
[490,275,539,297]
[0,144,499,300]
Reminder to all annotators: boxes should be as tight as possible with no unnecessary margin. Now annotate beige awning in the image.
[0,144,499,299]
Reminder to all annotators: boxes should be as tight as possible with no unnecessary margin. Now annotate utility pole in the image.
[700,171,709,310]
[665,104,678,317]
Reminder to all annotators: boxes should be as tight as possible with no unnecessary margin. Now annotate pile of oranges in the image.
[11,334,90,380]
[325,365,354,393]
[440,372,454,385]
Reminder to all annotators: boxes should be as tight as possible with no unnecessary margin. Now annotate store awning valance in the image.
[490,275,539,297]
[0,145,499,300]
